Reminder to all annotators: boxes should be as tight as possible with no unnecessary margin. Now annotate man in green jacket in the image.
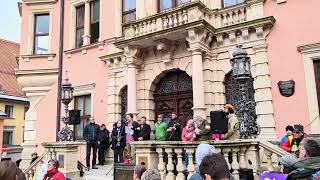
[155,114,167,141]
[287,137,320,180]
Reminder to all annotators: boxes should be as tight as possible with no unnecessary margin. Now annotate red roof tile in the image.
[0,39,25,97]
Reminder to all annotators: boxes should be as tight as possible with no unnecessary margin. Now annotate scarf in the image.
[43,169,59,180]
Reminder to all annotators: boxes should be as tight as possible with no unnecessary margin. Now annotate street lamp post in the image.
[230,45,260,139]
[58,72,74,141]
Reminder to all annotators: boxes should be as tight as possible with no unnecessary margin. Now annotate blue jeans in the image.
[86,141,98,167]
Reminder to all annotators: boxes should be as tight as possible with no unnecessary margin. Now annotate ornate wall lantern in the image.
[230,45,259,139]
[230,45,252,80]
[58,72,74,141]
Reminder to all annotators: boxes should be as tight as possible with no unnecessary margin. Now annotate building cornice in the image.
[297,43,320,54]
[15,68,59,76]
[23,0,57,5]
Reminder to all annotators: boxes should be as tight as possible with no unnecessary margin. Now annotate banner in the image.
[260,172,288,180]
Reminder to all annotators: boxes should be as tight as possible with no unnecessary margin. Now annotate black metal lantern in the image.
[61,76,73,106]
[230,45,259,139]
[230,45,252,80]
[58,71,74,141]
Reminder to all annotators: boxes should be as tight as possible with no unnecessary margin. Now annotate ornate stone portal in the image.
[100,0,278,139]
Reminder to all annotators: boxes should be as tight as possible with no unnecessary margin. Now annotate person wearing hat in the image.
[280,125,295,153]
[43,160,65,180]
[30,152,39,165]
[292,124,308,157]
[222,104,240,140]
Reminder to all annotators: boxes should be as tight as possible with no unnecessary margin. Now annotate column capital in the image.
[186,28,213,52]
[124,46,143,66]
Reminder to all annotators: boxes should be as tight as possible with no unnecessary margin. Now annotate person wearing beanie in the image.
[189,144,216,180]
[279,154,298,174]
[280,125,295,153]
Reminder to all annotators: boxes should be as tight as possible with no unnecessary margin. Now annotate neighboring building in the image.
[16,0,320,168]
[0,39,29,147]
[0,39,29,162]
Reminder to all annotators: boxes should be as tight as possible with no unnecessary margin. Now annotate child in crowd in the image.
[280,125,294,152]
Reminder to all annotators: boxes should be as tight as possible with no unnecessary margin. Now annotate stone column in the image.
[83,0,91,46]
[252,44,277,140]
[190,49,207,118]
[124,46,141,119]
[114,0,122,37]
[127,63,138,117]
[187,28,213,118]
[20,95,42,169]
[16,69,58,170]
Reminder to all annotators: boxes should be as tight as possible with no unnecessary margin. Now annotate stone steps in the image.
[80,164,114,180]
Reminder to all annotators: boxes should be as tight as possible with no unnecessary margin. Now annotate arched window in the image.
[224,71,255,115]
[120,85,128,121]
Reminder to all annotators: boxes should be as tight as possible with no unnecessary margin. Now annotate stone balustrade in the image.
[24,154,45,180]
[214,4,247,27]
[121,0,265,41]
[133,139,288,180]
[122,1,208,39]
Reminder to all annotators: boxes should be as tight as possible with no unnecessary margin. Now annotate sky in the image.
[0,0,22,43]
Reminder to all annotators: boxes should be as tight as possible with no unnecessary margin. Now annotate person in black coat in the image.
[98,124,110,165]
[167,112,182,141]
[134,116,151,141]
[111,120,126,163]
[83,116,100,169]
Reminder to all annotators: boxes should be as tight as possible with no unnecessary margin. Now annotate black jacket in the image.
[84,123,100,141]
[168,120,182,141]
[111,126,126,149]
[98,129,110,148]
[134,123,151,141]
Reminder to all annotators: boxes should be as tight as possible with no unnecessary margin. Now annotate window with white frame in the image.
[34,14,49,54]
[3,127,15,145]
[90,0,100,44]
[223,0,245,8]
[159,0,190,12]
[122,0,136,23]
[76,5,85,48]
[5,105,14,118]
[75,0,100,48]
[74,95,91,140]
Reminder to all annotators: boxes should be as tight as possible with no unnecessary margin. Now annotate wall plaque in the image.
[277,80,295,97]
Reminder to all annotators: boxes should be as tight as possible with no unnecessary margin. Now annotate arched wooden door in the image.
[154,71,193,127]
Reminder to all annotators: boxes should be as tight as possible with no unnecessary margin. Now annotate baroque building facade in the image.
[16,0,320,169]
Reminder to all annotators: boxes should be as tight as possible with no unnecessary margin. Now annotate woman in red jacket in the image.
[43,160,65,180]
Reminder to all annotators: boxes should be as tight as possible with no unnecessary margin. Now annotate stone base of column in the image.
[192,107,207,119]
[42,142,83,179]
[134,143,158,170]
[258,127,278,141]
[20,141,38,171]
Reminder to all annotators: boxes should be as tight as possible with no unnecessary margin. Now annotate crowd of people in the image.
[111,104,238,163]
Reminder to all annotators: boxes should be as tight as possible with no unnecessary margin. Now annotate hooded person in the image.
[189,144,216,180]
[279,154,298,174]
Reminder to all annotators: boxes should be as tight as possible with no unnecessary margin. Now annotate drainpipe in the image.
[56,0,65,141]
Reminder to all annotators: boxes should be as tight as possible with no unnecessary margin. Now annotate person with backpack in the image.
[287,137,320,180]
